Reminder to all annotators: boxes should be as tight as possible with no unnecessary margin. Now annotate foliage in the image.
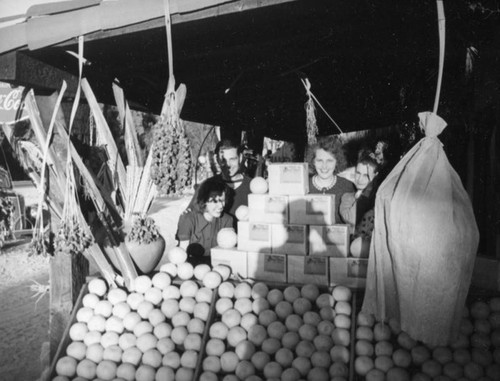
[126,214,161,245]
[150,91,193,196]
[0,197,14,241]
[29,231,54,257]
[54,216,94,256]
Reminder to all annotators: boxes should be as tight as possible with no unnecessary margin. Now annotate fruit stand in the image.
[1,2,499,381]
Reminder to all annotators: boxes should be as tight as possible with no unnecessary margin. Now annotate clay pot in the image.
[125,235,166,274]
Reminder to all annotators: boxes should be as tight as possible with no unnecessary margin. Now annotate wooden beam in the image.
[0,52,79,96]
[52,0,302,46]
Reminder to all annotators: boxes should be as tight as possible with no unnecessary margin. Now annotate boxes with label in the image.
[287,255,329,286]
[267,163,309,195]
[248,194,288,224]
[309,224,350,257]
[271,224,308,255]
[330,257,368,288]
[289,194,336,225]
[237,221,272,253]
[247,252,287,283]
[211,248,248,279]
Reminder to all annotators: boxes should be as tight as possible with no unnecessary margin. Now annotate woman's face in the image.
[354,163,378,191]
[314,149,337,180]
[204,192,226,219]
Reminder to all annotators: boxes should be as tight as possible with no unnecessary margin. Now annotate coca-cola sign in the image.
[0,82,29,124]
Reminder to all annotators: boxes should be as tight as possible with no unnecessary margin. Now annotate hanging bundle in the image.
[29,82,68,256]
[150,0,192,196]
[54,37,94,256]
[302,78,318,145]
[54,159,93,256]
[150,86,192,195]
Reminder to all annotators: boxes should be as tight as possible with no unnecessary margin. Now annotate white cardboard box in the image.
[271,224,308,255]
[309,225,350,257]
[211,247,248,279]
[330,257,368,289]
[268,163,309,195]
[287,255,329,286]
[237,221,272,253]
[247,252,287,283]
[289,194,336,225]
[248,194,289,224]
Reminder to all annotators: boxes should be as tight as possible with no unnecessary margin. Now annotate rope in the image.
[300,78,343,134]
[163,0,175,88]
[433,0,445,114]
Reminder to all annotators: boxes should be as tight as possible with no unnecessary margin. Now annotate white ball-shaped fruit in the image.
[203,271,222,289]
[56,356,77,377]
[250,177,268,194]
[107,287,128,305]
[213,265,231,281]
[217,228,237,249]
[88,278,107,297]
[235,205,249,221]
[152,272,171,290]
[168,247,188,265]
[133,275,152,294]
[160,262,178,278]
[177,262,194,280]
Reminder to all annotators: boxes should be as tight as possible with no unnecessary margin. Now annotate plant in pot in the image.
[125,214,165,274]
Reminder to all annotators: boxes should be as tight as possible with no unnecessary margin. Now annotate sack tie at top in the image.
[418,111,447,138]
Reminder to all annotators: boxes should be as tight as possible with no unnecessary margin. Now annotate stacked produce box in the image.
[212,162,367,288]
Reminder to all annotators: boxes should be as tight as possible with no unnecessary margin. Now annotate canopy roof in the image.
[0,0,488,143]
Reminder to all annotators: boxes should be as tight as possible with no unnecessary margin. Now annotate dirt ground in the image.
[0,241,50,381]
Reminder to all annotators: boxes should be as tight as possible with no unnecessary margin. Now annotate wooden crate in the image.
[196,280,357,381]
[48,282,89,379]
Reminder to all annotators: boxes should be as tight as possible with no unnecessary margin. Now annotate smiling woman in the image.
[176,177,234,266]
[307,136,356,223]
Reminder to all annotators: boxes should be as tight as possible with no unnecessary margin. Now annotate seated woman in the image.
[307,136,356,223]
[176,178,234,266]
[339,149,381,256]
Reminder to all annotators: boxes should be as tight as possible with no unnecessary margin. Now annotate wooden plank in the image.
[112,83,144,167]
[49,252,89,359]
[0,52,79,96]
[27,0,100,17]
[81,78,128,209]
[48,282,88,377]
[0,23,27,54]
[42,0,302,47]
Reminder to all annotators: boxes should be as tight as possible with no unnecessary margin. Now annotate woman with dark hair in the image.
[176,178,234,265]
[307,136,356,223]
[340,149,382,238]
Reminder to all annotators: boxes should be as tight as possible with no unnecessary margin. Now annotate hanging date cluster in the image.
[150,91,192,196]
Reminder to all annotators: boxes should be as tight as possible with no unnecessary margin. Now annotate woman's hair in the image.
[357,148,380,173]
[307,135,348,175]
[196,178,228,211]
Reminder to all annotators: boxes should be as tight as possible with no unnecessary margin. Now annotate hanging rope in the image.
[301,78,343,137]
[150,0,192,195]
[433,0,445,114]
[302,78,318,145]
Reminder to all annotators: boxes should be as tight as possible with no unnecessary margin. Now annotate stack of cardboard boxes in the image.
[211,163,368,288]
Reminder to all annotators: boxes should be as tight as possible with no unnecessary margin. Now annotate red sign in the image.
[0,82,29,124]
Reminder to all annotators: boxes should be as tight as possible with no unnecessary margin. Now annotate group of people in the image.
[176,136,388,265]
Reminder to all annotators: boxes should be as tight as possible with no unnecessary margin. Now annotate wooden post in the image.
[49,252,88,359]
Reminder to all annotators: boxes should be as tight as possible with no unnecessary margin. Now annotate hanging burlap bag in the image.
[362,112,479,346]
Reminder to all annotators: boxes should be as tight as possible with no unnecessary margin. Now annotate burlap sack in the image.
[361,112,479,346]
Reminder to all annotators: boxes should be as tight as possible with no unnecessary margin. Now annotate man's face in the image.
[218,147,241,178]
